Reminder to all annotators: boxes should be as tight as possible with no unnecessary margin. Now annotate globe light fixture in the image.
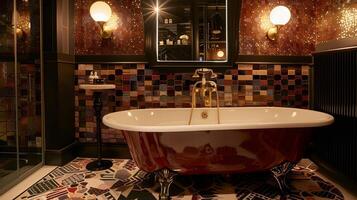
[89,1,113,39]
[90,1,112,22]
[267,6,291,41]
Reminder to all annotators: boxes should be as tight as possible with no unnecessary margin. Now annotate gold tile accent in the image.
[224,75,232,80]
[274,65,281,71]
[245,96,253,101]
[130,91,138,96]
[138,64,145,69]
[246,85,253,91]
[238,64,253,70]
[78,64,93,71]
[302,66,310,75]
[253,70,267,75]
[238,75,253,80]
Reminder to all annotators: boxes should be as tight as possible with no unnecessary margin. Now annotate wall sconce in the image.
[90,1,113,39]
[267,6,291,41]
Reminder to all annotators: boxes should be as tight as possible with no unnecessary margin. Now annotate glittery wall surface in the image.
[74,0,355,56]
[74,0,145,55]
[75,64,310,143]
[74,0,324,56]
[239,0,316,56]
[316,0,357,44]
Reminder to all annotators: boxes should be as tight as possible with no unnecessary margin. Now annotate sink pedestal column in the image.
[79,84,115,171]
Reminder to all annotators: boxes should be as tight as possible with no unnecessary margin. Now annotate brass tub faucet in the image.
[189,68,220,124]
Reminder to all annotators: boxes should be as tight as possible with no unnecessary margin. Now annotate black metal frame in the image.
[237,55,313,65]
[141,0,241,68]
[75,55,147,64]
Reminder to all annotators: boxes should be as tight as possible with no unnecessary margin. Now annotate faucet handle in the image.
[192,68,204,79]
[192,68,218,80]
[210,72,218,79]
[192,71,200,78]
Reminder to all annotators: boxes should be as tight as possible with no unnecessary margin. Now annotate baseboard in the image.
[75,143,132,159]
[310,154,357,197]
[45,141,79,166]
[45,142,131,165]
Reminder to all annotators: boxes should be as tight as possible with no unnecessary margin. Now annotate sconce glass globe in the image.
[270,6,291,25]
[90,1,112,22]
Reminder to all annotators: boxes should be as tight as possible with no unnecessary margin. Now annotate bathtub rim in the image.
[103,107,334,133]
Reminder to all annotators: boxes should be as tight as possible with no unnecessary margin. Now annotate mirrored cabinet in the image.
[143,0,240,67]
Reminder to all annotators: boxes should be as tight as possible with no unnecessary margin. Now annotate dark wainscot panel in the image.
[313,48,357,183]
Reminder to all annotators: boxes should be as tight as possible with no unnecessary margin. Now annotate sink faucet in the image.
[191,68,219,107]
[189,68,221,125]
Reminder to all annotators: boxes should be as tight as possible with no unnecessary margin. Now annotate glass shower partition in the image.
[0,0,17,186]
[0,0,43,194]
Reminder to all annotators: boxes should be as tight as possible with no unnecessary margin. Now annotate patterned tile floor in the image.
[15,158,344,200]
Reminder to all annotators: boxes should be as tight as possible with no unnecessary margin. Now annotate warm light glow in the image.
[154,6,160,13]
[339,7,357,39]
[103,13,120,30]
[292,112,297,117]
[217,50,225,58]
[270,6,291,25]
[90,1,112,22]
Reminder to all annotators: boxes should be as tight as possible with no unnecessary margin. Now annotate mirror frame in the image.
[142,0,241,68]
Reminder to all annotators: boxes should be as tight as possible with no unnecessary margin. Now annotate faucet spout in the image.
[189,68,220,125]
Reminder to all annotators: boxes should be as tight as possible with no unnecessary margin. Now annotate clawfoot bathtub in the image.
[103,107,334,199]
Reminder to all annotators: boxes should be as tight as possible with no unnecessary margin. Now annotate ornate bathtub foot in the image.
[270,162,296,195]
[156,169,176,200]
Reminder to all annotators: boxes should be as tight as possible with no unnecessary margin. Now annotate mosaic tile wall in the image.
[73,0,357,56]
[75,64,310,143]
[74,0,344,56]
[239,0,316,56]
[316,0,357,44]
[74,0,145,55]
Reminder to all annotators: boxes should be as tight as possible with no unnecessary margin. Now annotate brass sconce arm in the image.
[267,25,280,41]
[96,21,113,39]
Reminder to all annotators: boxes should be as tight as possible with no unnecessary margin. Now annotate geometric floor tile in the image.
[15,158,344,200]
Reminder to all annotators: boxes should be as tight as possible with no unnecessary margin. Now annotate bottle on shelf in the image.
[88,71,94,84]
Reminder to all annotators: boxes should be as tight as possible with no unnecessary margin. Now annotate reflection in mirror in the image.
[157,0,227,62]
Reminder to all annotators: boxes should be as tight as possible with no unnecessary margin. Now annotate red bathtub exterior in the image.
[122,128,312,175]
